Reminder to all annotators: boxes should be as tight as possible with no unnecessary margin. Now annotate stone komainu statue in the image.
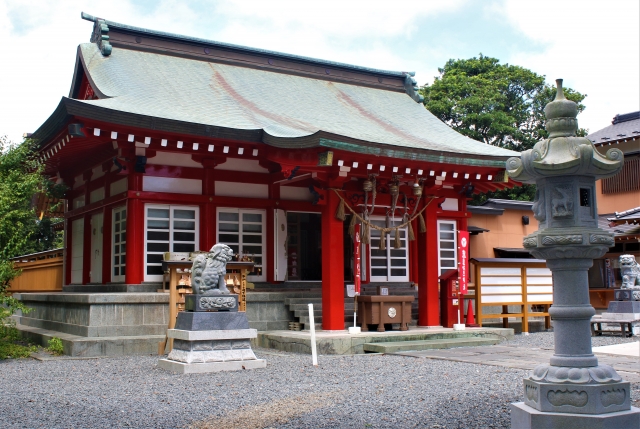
[191,243,234,295]
[619,254,640,289]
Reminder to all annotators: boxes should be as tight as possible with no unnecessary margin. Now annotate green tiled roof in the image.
[74,42,517,165]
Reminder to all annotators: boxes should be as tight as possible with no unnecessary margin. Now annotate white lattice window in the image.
[437,220,457,276]
[112,206,127,282]
[217,208,266,282]
[369,219,409,282]
[144,205,199,281]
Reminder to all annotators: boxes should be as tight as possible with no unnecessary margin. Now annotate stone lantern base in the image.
[511,402,640,429]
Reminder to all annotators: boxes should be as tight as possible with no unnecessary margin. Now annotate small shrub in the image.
[47,337,64,355]
[0,326,37,359]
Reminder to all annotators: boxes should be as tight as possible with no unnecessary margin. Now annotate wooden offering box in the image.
[357,295,414,332]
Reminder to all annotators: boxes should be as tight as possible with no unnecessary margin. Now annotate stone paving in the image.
[395,344,640,382]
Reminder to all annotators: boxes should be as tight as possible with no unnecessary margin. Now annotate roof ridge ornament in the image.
[403,72,424,103]
[82,12,112,56]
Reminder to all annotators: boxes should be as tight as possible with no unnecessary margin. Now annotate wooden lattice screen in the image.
[602,158,640,194]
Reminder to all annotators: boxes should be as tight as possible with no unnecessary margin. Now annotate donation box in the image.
[439,269,459,328]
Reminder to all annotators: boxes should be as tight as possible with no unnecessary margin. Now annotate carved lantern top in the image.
[506,79,623,183]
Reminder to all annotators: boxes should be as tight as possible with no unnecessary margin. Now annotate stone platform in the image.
[511,402,640,429]
[14,292,169,357]
[256,326,513,355]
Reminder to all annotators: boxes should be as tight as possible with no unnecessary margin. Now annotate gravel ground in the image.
[0,332,638,429]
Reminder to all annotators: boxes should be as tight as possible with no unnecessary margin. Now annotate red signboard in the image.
[458,231,469,295]
[354,223,361,294]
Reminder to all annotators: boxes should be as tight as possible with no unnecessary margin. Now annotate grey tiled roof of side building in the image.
[587,112,640,144]
[76,43,518,160]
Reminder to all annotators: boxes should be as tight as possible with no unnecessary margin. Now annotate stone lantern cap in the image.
[507,79,623,183]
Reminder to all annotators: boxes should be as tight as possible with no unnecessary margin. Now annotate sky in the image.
[1,0,638,144]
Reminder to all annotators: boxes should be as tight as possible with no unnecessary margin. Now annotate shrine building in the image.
[29,13,518,331]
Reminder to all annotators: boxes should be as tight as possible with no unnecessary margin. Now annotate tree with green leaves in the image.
[420,55,587,204]
[0,136,65,357]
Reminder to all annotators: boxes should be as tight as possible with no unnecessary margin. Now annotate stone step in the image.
[284,296,322,305]
[362,337,500,353]
[293,307,355,317]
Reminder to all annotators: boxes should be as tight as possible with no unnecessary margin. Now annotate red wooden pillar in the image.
[201,161,217,251]
[418,199,441,326]
[321,185,345,330]
[125,173,144,284]
[458,197,468,322]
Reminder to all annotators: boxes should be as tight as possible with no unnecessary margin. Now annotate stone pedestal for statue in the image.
[506,80,640,428]
[157,309,266,373]
[158,244,266,373]
[600,291,640,335]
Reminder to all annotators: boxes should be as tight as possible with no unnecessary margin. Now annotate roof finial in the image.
[554,79,566,101]
[544,78,578,137]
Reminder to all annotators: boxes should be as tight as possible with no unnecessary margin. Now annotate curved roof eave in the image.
[31,97,516,168]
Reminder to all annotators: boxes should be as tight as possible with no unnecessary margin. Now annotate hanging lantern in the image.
[413,184,422,197]
[363,179,373,192]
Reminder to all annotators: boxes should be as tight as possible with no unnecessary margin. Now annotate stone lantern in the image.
[507,80,640,428]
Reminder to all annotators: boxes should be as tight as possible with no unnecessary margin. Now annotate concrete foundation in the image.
[157,358,266,374]
[256,327,513,355]
[511,402,640,429]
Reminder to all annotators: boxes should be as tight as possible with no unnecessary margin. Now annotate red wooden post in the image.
[201,161,217,251]
[418,199,441,326]
[458,197,468,324]
[125,172,144,284]
[425,200,440,326]
[321,186,345,330]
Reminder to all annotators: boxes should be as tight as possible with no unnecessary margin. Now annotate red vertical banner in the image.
[458,230,469,295]
[354,223,361,294]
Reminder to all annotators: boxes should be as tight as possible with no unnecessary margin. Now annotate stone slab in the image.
[16,322,165,357]
[362,337,500,353]
[608,300,640,313]
[174,311,249,331]
[185,294,238,312]
[14,292,170,304]
[600,312,640,320]
[594,342,640,357]
[167,328,257,341]
[510,402,640,429]
[157,358,266,374]
[257,327,513,355]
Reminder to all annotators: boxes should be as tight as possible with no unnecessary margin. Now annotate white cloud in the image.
[3,0,635,144]
[498,0,640,132]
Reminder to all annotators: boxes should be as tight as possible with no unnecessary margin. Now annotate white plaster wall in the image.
[216,158,269,173]
[215,181,268,199]
[146,151,202,168]
[110,178,128,196]
[89,187,105,204]
[71,218,84,284]
[72,196,85,209]
[441,198,459,211]
[143,176,202,195]
[280,186,313,202]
